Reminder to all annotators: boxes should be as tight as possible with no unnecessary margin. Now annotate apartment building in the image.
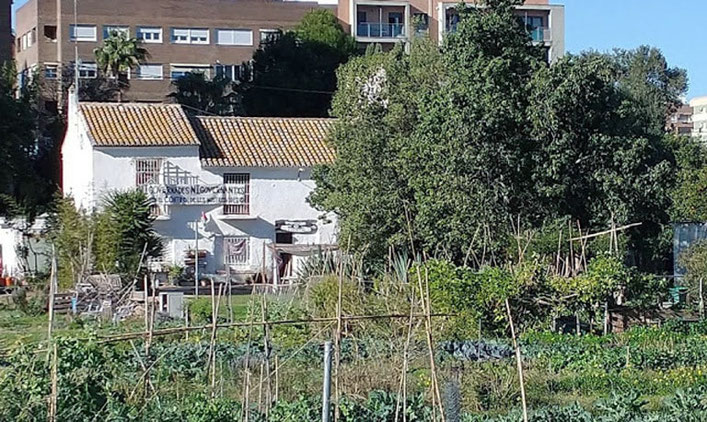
[690,96,707,141]
[14,0,326,103]
[667,103,693,136]
[337,0,564,62]
[0,0,10,63]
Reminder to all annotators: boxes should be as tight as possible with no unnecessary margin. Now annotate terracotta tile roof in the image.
[79,102,200,147]
[195,116,335,167]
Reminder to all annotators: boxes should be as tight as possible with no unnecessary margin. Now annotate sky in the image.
[563,0,706,100]
[12,0,706,98]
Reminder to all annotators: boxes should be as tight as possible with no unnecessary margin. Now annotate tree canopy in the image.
[238,9,356,117]
[0,63,58,218]
[311,0,691,270]
[168,73,240,115]
[94,30,148,101]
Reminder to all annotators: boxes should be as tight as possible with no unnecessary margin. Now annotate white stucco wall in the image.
[85,145,337,278]
[0,224,21,277]
[61,93,94,211]
[0,218,50,278]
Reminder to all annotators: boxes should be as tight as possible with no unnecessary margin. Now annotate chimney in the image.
[67,84,79,123]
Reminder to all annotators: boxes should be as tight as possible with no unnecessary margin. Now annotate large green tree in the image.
[168,72,240,115]
[312,0,543,263]
[527,50,684,269]
[239,10,356,117]
[312,0,689,270]
[0,63,58,218]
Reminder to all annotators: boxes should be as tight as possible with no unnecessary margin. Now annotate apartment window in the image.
[214,64,249,81]
[103,25,129,39]
[224,236,250,267]
[78,62,97,79]
[413,13,429,33]
[136,64,163,80]
[21,33,28,50]
[30,28,36,47]
[357,11,367,23]
[223,173,250,215]
[137,27,162,43]
[216,29,252,46]
[44,64,58,79]
[170,64,210,80]
[171,28,209,44]
[44,25,57,42]
[70,24,97,41]
[522,16,544,29]
[259,29,280,44]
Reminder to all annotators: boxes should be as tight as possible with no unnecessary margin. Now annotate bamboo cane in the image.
[505,299,528,422]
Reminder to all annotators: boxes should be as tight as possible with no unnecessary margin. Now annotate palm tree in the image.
[94,30,148,101]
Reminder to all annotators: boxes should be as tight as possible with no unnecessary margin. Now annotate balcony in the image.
[354,2,410,42]
[356,22,405,39]
[529,27,552,43]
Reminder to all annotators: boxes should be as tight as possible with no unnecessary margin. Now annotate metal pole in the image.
[73,0,79,90]
[322,341,332,422]
[195,219,199,298]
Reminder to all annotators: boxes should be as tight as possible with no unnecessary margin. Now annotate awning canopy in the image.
[268,243,338,257]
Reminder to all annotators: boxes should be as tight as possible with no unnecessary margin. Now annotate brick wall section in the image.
[0,0,11,63]
[15,0,329,101]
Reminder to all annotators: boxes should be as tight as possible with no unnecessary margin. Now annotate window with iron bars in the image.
[224,236,249,266]
[223,173,250,215]
[135,158,165,216]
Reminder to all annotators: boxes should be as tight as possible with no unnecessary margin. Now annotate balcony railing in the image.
[529,27,552,42]
[356,22,405,38]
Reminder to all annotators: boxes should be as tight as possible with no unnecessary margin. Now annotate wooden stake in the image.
[184,302,189,341]
[209,283,223,397]
[145,273,157,400]
[418,268,444,420]
[274,355,279,404]
[395,288,417,422]
[700,278,704,320]
[505,299,528,422]
[568,222,642,241]
[228,271,233,323]
[261,294,272,415]
[143,274,149,354]
[48,343,58,422]
[244,371,251,422]
[333,251,344,422]
[47,247,57,342]
[241,288,258,422]
[568,221,574,276]
[258,361,264,413]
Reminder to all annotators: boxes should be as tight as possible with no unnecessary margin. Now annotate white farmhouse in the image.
[61,90,337,282]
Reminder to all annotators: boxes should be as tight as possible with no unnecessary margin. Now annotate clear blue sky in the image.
[12,0,706,98]
[563,0,705,99]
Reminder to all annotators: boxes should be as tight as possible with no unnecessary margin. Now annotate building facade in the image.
[0,216,49,278]
[15,0,326,103]
[337,0,564,62]
[667,103,693,136]
[0,0,10,63]
[62,91,337,282]
[690,96,707,141]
